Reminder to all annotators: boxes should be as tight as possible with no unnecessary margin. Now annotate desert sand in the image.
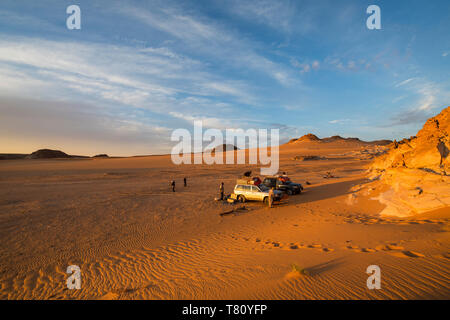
[0,113,449,300]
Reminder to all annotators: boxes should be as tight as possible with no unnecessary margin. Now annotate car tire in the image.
[286,189,293,195]
[238,195,246,203]
[263,197,268,205]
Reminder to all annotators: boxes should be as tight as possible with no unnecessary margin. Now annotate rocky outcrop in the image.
[292,155,324,161]
[27,149,71,159]
[288,134,391,145]
[296,133,320,142]
[321,135,360,143]
[210,144,238,153]
[369,106,450,216]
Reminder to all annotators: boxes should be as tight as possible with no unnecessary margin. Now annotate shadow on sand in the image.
[290,178,371,205]
[307,258,346,276]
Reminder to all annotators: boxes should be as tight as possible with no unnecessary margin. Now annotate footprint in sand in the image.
[346,245,359,250]
[374,244,405,251]
[322,247,334,253]
[307,244,322,249]
[359,248,377,253]
[386,244,405,251]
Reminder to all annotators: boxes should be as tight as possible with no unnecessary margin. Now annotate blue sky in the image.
[0,0,449,155]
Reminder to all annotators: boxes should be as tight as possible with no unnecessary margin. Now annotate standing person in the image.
[268,187,274,208]
[184,177,187,187]
[171,180,176,192]
[219,182,224,200]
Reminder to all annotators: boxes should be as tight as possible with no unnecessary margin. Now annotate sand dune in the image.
[0,136,449,299]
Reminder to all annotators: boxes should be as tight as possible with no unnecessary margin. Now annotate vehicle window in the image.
[244,185,251,191]
[235,185,243,191]
[251,186,259,192]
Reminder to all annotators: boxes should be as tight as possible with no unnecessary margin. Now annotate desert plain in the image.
[0,118,449,300]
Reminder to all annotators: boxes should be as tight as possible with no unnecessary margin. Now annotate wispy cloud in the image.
[290,59,320,74]
[395,78,416,87]
[120,3,295,86]
[329,119,351,124]
[387,79,448,126]
[0,36,257,111]
[227,0,297,32]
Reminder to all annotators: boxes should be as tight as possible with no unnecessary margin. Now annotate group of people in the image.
[170,177,188,192]
[169,179,275,208]
[169,178,224,199]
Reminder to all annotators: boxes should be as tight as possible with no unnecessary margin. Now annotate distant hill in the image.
[287,133,391,146]
[294,133,320,143]
[0,149,94,160]
[0,153,28,160]
[27,149,71,159]
[210,144,239,153]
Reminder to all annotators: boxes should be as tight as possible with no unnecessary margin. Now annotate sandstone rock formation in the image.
[294,133,320,143]
[292,155,324,161]
[369,106,450,216]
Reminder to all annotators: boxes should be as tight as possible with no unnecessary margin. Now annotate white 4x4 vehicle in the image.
[234,184,283,204]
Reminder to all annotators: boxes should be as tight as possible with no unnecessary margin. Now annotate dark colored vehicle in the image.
[262,177,303,195]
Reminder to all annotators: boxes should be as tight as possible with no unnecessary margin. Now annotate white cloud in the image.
[120,4,295,86]
[312,60,320,70]
[329,119,351,124]
[0,36,259,112]
[395,78,416,87]
[228,0,295,31]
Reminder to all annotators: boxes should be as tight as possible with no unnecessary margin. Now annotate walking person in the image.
[184,177,187,187]
[171,180,176,192]
[268,187,274,208]
[219,182,224,200]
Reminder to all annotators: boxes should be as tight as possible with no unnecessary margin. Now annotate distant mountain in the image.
[287,133,391,146]
[289,133,320,143]
[210,144,239,153]
[27,149,71,159]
